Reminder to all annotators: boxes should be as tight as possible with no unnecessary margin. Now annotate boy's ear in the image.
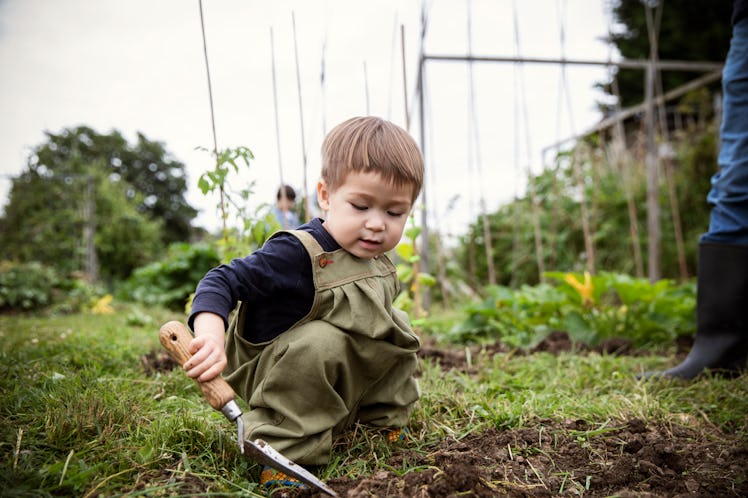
[317,180,331,210]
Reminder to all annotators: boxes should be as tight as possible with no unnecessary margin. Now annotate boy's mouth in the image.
[359,238,382,249]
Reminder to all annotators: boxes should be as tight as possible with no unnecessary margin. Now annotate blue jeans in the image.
[702,18,748,245]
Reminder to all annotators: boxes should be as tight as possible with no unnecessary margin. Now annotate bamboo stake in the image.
[611,131,645,278]
[513,0,545,282]
[386,15,397,121]
[291,12,310,223]
[655,98,688,280]
[407,16,449,312]
[546,0,564,273]
[320,34,327,136]
[558,0,595,273]
[572,148,596,273]
[643,3,661,281]
[401,25,410,129]
[467,0,496,286]
[270,26,283,181]
[363,61,370,115]
[269,27,290,227]
[647,6,688,281]
[417,5,432,311]
[511,54,522,286]
[399,24,422,317]
[605,2,645,278]
[197,0,227,235]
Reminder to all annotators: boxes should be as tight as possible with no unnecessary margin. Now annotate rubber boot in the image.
[642,242,748,380]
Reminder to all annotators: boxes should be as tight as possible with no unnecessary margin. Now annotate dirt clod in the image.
[140,349,177,375]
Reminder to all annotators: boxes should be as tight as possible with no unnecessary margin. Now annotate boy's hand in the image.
[185,312,227,382]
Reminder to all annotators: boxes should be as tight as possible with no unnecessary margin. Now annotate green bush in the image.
[117,243,220,311]
[0,261,60,312]
[51,275,101,314]
[442,272,696,349]
[0,261,103,314]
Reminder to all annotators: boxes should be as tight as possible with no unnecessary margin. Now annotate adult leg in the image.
[643,19,748,379]
[649,243,748,379]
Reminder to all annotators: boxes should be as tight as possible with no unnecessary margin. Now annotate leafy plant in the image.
[196,146,279,262]
[393,216,436,319]
[443,272,695,349]
[545,271,696,346]
[117,243,220,311]
[456,122,716,289]
[0,127,193,284]
[444,283,567,348]
[0,261,61,312]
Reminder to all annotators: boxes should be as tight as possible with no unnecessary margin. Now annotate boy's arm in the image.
[184,311,227,382]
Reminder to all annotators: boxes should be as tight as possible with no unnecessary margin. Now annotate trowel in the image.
[159,320,338,497]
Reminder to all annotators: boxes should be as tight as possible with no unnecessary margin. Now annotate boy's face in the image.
[317,170,413,259]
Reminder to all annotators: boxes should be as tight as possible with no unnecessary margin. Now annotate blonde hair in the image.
[321,116,424,202]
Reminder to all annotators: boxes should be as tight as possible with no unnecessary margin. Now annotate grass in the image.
[1,304,746,496]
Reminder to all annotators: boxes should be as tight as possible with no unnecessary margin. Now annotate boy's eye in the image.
[387,211,405,217]
[351,203,367,211]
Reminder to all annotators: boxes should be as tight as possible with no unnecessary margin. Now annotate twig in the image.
[60,449,74,485]
[13,428,23,469]
[695,407,720,432]
[83,468,136,498]
[526,458,548,489]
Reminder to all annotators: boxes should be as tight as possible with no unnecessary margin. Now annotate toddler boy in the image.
[184,116,424,475]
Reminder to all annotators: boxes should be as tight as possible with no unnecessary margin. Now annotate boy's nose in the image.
[366,212,386,231]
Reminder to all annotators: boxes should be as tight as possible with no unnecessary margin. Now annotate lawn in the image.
[1,304,746,497]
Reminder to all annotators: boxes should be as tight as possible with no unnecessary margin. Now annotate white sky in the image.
[0,0,613,241]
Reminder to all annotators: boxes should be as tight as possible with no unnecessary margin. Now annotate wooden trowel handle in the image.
[159,320,236,412]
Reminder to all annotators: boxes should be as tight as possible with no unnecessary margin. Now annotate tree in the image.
[20,126,196,243]
[0,158,164,283]
[121,132,198,243]
[602,0,732,110]
[0,126,194,282]
[94,174,165,282]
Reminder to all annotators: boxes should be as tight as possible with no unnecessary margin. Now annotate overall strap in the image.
[288,229,325,258]
[286,229,396,291]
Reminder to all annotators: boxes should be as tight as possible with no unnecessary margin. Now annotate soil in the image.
[288,417,748,498]
[142,332,748,497]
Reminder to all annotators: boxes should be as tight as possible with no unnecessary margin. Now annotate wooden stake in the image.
[292,12,311,222]
[269,28,286,203]
[466,0,496,286]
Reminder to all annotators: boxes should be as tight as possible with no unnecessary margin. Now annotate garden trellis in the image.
[192,0,723,306]
[416,0,723,300]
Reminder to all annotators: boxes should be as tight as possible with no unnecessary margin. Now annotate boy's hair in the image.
[321,116,424,202]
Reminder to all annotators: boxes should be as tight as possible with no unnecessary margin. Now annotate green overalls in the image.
[223,230,421,465]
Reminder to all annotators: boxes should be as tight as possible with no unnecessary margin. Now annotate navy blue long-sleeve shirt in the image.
[188,218,340,343]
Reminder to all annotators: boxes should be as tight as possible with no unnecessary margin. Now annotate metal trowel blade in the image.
[243,438,338,497]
